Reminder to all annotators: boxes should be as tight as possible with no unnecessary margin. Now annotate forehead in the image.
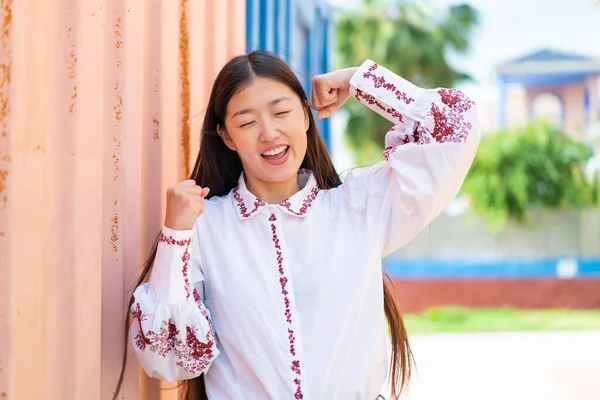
[226,76,300,115]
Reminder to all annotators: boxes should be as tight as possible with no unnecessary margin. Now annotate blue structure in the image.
[246,0,334,150]
[385,257,600,279]
[496,49,600,132]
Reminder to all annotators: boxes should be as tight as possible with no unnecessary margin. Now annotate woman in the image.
[114,50,479,400]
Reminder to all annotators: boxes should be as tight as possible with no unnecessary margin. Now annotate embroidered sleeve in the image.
[345,60,479,257]
[129,226,219,381]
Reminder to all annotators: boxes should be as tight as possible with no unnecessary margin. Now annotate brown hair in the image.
[113,50,412,400]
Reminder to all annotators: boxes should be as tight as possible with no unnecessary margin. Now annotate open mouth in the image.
[261,145,289,160]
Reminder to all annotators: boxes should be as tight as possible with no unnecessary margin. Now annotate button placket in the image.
[268,212,305,399]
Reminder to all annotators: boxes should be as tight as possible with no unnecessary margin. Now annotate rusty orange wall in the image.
[0,1,245,399]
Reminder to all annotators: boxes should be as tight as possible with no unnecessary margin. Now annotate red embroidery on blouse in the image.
[233,190,265,218]
[132,302,152,351]
[279,187,319,216]
[132,304,179,358]
[159,233,193,301]
[382,89,474,159]
[422,92,473,144]
[438,88,475,112]
[294,378,303,399]
[159,232,191,247]
[193,287,201,306]
[269,214,303,399]
[408,89,473,144]
[193,287,215,331]
[288,328,296,356]
[363,63,415,105]
[354,88,404,123]
[132,299,216,375]
[181,241,192,301]
[174,324,215,374]
[383,146,394,161]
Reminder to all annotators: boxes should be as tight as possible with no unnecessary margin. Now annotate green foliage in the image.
[335,0,479,164]
[461,122,596,229]
[405,306,600,333]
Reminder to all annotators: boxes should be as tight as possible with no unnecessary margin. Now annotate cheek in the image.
[228,131,255,154]
[288,116,309,147]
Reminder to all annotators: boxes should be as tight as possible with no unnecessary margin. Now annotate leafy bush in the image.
[461,122,596,228]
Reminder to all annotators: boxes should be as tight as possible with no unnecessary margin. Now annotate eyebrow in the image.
[231,96,292,118]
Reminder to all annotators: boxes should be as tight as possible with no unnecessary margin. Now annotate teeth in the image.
[262,145,287,156]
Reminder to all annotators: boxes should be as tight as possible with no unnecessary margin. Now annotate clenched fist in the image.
[164,180,210,230]
[308,67,358,119]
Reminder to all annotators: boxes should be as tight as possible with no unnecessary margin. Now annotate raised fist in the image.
[164,180,210,230]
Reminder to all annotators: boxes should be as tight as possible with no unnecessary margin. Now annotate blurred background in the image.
[0,0,598,399]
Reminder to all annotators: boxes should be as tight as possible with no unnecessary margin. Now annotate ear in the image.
[304,107,310,132]
[217,124,237,152]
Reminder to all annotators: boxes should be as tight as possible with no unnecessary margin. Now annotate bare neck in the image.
[244,173,301,204]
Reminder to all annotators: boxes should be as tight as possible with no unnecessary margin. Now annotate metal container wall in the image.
[0,1,245,399]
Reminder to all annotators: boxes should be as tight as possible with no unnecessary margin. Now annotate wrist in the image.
[164,217,194,231]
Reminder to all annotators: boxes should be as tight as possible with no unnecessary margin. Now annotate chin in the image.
[261,167,299,183]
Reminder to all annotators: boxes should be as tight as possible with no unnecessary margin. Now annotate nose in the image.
[259,118,280,142]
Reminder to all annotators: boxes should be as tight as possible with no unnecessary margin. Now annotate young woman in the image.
[114,50,479,400]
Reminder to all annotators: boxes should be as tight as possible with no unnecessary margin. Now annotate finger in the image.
[308,77,320,109]
[179,179,197,186]
[315,81,336,109]
[310,76,331,110]
[310,88,336,112]
[308,86,319,110]
[316,98,344,119]
[185,185,210,197]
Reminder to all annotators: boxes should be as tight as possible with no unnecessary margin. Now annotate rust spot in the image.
[0,171,6,208]
[112,136,121,181]
[0,1,13,209]
[110,213,119,252]
[153,116,159,140]
[67,27,77,114]
[0,170,6,199]
[32,144,44,153]
[66,28,76,78]
[113,82,123,125]
[113,200,117,206]
[0,231,5,237]
[114,17,123,49]
[69,85,77,114]
[179,0,191,176]
[154,83,158,93]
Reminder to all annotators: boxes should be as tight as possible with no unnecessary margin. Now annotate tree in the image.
[335,0,479,164]
[461,122,597,229]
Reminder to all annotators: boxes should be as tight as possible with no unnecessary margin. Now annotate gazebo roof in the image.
[496,49,600,86]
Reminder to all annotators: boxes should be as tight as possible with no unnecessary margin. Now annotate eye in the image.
[275,110,291,116]
[239,120,256,128]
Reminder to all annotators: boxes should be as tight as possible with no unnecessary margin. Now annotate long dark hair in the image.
[113,50,412,400]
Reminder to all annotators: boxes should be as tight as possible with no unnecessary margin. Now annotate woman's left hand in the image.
[308,67,358,119]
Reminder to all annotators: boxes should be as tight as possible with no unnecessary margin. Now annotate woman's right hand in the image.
[164,180,210,230]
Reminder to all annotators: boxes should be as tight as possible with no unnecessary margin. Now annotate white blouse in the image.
[130,60,479,399]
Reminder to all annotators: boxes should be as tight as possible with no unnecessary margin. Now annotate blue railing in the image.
[385,257,600,279]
